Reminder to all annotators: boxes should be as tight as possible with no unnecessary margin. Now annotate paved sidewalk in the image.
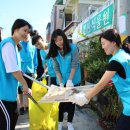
[16,105,103,130]
[62,106,103,130]
[15,113,29,130]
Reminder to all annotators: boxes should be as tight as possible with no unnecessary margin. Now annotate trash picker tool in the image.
[22,73,49,89]
[26,93,45,113]
[37,74,49,81]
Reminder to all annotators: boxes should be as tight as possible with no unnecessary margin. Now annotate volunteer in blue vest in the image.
[70,29,130,130]
[18,33,37,115]
[46,29,81,130]
[0,19,31,130]
[30,30,44,79]
[32,35,57,85]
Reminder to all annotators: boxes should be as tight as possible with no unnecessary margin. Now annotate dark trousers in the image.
[24,73,33,89]
[0,100,18,130]
[36,68,44,79]
[18,73,33,94]
[59,83,80,122]
[59,102,75,122]
[47,77,57,86]
[115,113,130,130]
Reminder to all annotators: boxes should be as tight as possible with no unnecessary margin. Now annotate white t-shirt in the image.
[2,42,20,73]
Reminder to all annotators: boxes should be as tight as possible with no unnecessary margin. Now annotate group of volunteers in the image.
[0,18,130,130]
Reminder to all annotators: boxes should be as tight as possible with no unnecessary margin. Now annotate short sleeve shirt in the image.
[107,60,126,79]
[2,42,20,73]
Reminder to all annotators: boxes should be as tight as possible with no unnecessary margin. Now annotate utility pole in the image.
[116,0,130,35]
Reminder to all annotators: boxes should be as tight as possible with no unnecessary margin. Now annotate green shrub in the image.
[86,59,107,83]
[82,37,108,83]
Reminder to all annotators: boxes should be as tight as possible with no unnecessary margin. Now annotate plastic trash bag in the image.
[29,78,59,130]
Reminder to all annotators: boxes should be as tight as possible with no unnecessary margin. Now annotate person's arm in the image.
[44,63,48,74]
[69,70,116,106]
[86,60,125,100]
[66,46,79,87]
[40,50,48,76]
[86,70,116,100]
[68,46,79,80]
[69,60,122,106]
[13,71,28,94]
[52,58,62,84]
[2,42,29,94]
[68,69,75,80]
[56,73,62,84]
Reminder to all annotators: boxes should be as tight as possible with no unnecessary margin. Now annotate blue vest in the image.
[40,50,56,77]
[56,44,81,85]
[109,49,130,115]
[20,41,37,73]
[0,37,21,101]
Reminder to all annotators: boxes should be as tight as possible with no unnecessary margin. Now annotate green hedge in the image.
[82,37,108,83]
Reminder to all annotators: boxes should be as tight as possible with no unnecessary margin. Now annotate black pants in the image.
[46,77,57,86]
[59,102,75,122]
[18,73,33,94]
[0,100,18,130]
[36,68,44,79]
[59,83,80,122]
[24,73,33,89]
[115,113,130,130]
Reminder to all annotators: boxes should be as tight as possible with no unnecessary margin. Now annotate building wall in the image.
[72,0,105,22]
[72,3,90,21]
[64,0,106,24]
[46,23,51,43]
[51,4,64,34]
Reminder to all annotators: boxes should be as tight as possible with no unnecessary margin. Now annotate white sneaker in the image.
[67,122,74,130]
[58,122,63,130]
[64,112,68,120]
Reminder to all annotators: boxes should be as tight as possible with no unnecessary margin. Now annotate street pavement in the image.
[15,112,29,130]
[16,105,103,130]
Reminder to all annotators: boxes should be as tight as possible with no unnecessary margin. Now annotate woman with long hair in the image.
[47,29,81,130]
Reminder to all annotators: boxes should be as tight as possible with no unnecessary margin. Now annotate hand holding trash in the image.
[48,84,59,93]
[66,80,74,87]
[69,92,90,106]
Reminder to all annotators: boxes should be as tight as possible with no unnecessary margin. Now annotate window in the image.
[59,10,63,18]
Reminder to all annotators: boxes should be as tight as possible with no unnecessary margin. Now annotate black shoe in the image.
[19,107,25,115]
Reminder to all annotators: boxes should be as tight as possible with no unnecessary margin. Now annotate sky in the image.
[0,0,55,38]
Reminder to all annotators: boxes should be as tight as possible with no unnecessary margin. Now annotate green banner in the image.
[82,3,114,35]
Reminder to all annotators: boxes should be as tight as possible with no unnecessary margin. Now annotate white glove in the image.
[32,73,37,79]
[48,84,58,93]
[69,92,89,106]
[59,83,64,87]
[66,80,74,87]
[49,84,64,93]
